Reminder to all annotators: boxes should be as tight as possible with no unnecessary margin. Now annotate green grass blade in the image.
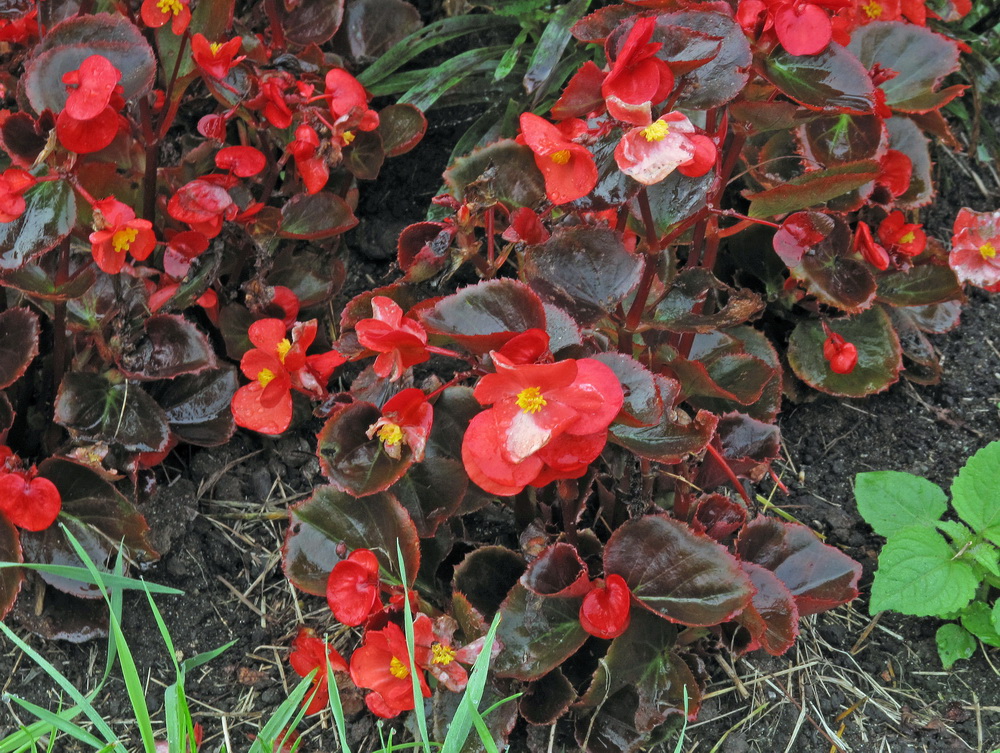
[0,563,183,595]
[468,706,499,753]
[523,0,589,103]
[440,613,502,753]
[180,640,237,673]
[247,675,313,753]
[398,47,511,112]
[326,648,352,753]
[396,541,431,753]
[2,698,105,749]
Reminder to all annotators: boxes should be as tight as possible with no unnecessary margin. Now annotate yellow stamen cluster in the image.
[157,0,184,16]
[980,242,997,260]
[431,643,456,666]
[112,227,138,254]
[257,368,276,388]
[550,149,571,165]
[210,41,224,55]
[342,131,356,145]
[276,338,292,362]
[516,387,546,414]
[862,1,883,18]
[898,231,915,245]
[377,422,404,447]
[389,657,409,679]
[641,120,670,142]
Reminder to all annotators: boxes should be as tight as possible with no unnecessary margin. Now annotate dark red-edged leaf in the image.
[904,301,962,334]
[519,668,576,725]
[628,167,714,237]
[735,561,799,656]
[389,456,467,538]
[799,113,885,166]
[269,244,345,309]
[698,412,780,491]
[876,262,962,307]
[218,304,254,360]
[773,211,877,312]
[664,343,773,406]
[22,13,156,114]
[0,392,12,441]
[279,192,358,240]
[13,586,108,643]
[420,279,547,354]
[848,21,963,113]
[1,257,97,302]
[283,486,419,595]
[591,353,664,427]
[20,516,112,599]
[522,227,643,326]
[578,609,701,731]
[656,10,751,109]
[605,513,753,626]
[453,546,526,620]
[736,517,862,616]
[444,140,546,209]
[889,306,942,385]
[747,160,880,218]
[492,583,587,681]
[610,407,718,464]
[0,308,39,390]
[0,179,76,271]
[398,222,452,283]
[760,44,876,114]
[378,104,427,157]
[451,591,488,642]
[887,116,933,208]
[571,4,632,42]
[788,306,902,397]
[343,129,385,181]
[647,269,763,333]
[333,0,422,62]
[147,366,238,447]
[316,401,413,497]
[520,543,590,598]
[0,516,23,620]
[730,100,815,132]
[54,373,170,452]
[118,314,216,381]
[278,0,344,45]
[0,112,47,167]
[691,494,747,542]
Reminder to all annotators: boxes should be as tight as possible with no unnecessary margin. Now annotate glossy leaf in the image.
[453,546,526,620]
[22,13,156,114]
[736,518,862,616]
[761,45,875,114]
[887,116,933,208]
[0,516,23,620]
[279,192,358,240]
[629,168,713,237]
[378,104,427,157]
[492,583,587,681]
[799,113,884,166]
[0,179,76,271]
[647,269,763,333]
[20,517,112,599]
[1,257,97,302]
[118,314,217,381]
[788,307,902,397]
[610,407,718,464]
[747,160,880,218]
[444,140,546,209]
[691,494,747,542]
[54,373,171,452]
[269,244,345,309]
[591,353,664,427]
[278,0,344,45]
[283,486,419,596]
[876,263,961,307]
[334,0,422,62]
[605,514,753,626]
[0,308,40,390]
[518,669,576,726]
[848,21,963,113]
[573,127,640,211]
[389,456,467,538]
[343,129,385,181]
[520,543,590,598]
[735,562,798,656]
[148,366,238,447]
[317,402,414,497]
[522,227,643,326]
[420,279,547,354]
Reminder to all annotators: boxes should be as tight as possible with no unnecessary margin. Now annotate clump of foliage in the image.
[857,441,1000,670]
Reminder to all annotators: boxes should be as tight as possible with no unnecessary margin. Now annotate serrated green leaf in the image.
[992,601,1000,635]
[854,471,947,537]
[870,527,978,617]
[966,542,1000,579]
[960,601,1000,647]
[935,623,976,669]
[951,441,1000,545]
[936,519,974,547]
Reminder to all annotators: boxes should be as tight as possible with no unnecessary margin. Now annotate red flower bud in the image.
[580,574,632,639]
[823,332,858,375]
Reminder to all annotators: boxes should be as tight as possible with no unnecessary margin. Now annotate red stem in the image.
[704,442,753,506]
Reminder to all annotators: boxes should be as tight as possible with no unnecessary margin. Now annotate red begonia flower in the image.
[0,168,36,223]
[232,319,295,434]
[0,469,61,531]
[551,60,607,121]
[877,211,926,257]
[518,112,598,205]
[614,112,715,185]
[366,388,433,462]
[355,296,430,382]
[853,221,889,271]
[141,0,191,34]
[350,620,432,718]
[876,149,912,198]
[502,207,550,245]
[773,2,833,56]
[413,615,488,693]
[461,346,624,496]
[580,574,632,640]
[258,73,295,129]
[89,198,156,274]
[950,208,1000,288]
[269,286,301,329]
[0,7,37,44]
[215,145,266,178]
[163,230,210,278]
[823,332,858,374]
[288,124,329,195]
[190,34,244,80]
[325,69,379,132]
[289,627,349,715]
[326,548,382,626]
[167,179,238,238]
[198,112,229,141]
[602,16,674,126]
[55,104,120,154]
[287,319,346,399]
[62,55,121,121]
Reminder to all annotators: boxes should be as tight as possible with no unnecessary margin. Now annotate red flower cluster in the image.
[518,113,598,205]
[950,208,1000,289]
[461,333,624,496]
[823,331,858,374]
[167,179,238,238]
[287,124,329,195]
[89,197,156,274]
[355,297,430,381]
[366,388,433,461]
[614,112,717,185]
[288,628,349,715]
[0,449,61,532]
[57,55,124,154]
[0,168,35,223]
[231,319,345,434]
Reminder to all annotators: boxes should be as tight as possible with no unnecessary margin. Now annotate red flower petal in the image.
[231,381,292,434]
[64,55,121,121]
[580,574,632,639]
[774,2,832,56]
[0,473,61,531]
[215,145,266,177]
[326,553,382,626]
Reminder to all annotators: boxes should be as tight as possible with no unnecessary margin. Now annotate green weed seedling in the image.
[855,441,1000,668]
